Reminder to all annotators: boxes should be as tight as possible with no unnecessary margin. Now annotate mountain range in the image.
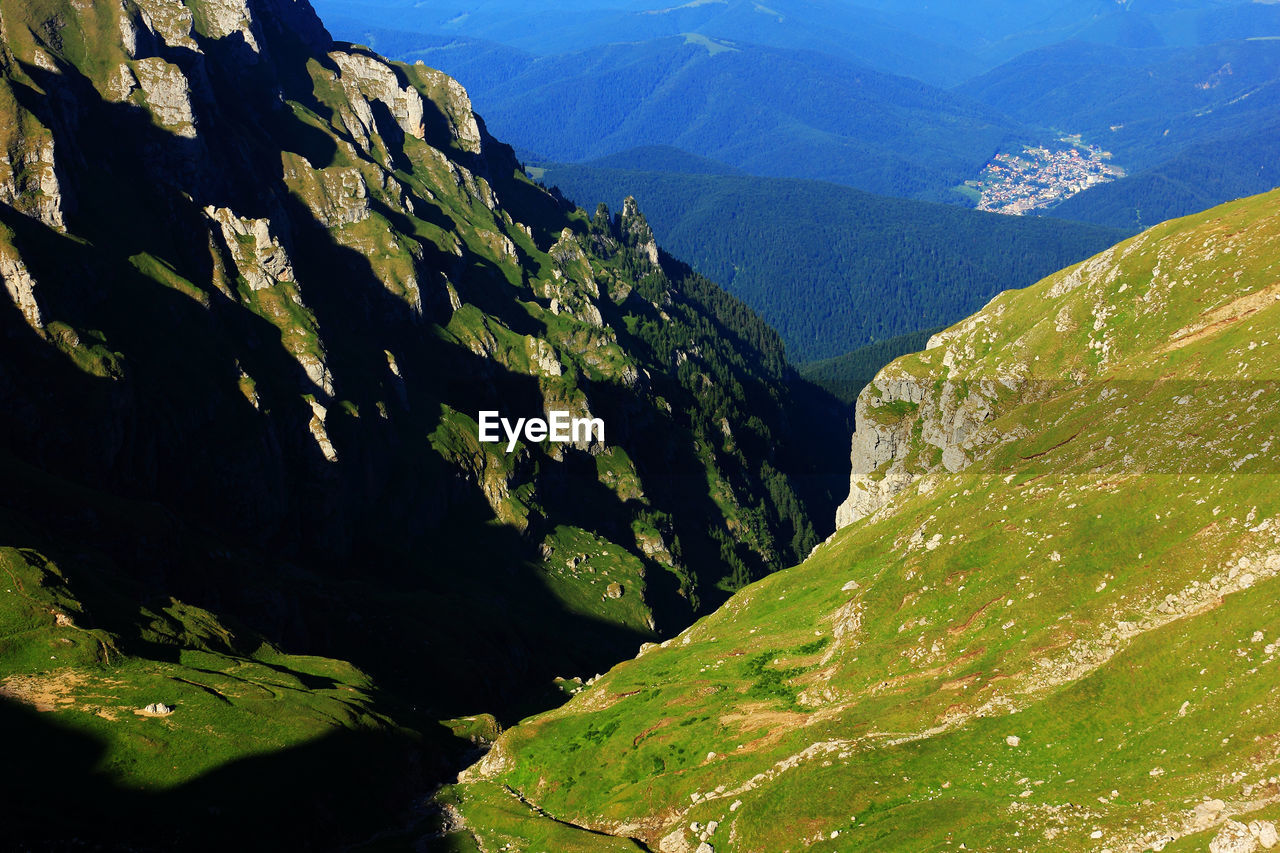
[333,29,1020,200]
[2,0,1279,850]
[314,0,1280,86]
[315,1,1280,361]
[319,0,1280,212]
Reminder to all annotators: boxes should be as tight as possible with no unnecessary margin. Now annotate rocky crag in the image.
[456,190,1280,852]
[0,0,844,846]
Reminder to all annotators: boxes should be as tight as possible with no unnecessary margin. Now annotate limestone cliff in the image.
[833,213,1262,530]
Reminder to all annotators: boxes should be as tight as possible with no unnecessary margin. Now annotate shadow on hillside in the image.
[0,14,851,849]
[0,6,663,757]
[0,696,435,851]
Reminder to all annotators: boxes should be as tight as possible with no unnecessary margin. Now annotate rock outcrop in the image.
[0,242,43,333]
[330,50,426,146]
[834,367,1004,528]
[621,196,661,265]
[1211,820,1280,853]
[0,130,66,231]
[204,206,296,291]
[135,57,199,137]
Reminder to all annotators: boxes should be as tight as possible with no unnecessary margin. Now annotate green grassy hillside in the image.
[451,188,1280,852]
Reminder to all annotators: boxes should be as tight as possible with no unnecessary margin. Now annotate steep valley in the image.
[452,189,1280,852]
[1,0,1279,851]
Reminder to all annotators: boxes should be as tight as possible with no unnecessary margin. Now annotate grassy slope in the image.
[452,189,1280,851]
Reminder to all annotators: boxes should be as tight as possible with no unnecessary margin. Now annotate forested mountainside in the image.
[534,163,1129,362]
[314,0,1280,87]
[798,327,943,405]
[962,39,1280,175]
[323,30,1021,200]
[1050,120,1280,231]
[451,189,1280,852]
[0,0,846,845]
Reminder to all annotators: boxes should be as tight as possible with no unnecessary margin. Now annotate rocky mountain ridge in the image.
[0,0,843,845]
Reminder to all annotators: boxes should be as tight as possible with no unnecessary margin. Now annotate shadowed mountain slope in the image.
[0,0,846,845]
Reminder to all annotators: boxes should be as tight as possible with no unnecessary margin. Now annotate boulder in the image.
[1250,822,1278,850]
[1211,821,1260,853]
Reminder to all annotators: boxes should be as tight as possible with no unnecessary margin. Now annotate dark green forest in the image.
[799,326,945,404]
[1050,121,1280,230]
[541,164,1130,362]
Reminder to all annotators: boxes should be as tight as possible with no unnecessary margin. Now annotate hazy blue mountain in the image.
[314,0,1280,83]
[962,39,1280,172]
[536,163,1129,362]
[313,0,987,85]
[333,32,1021,199]
[313,25,536,91]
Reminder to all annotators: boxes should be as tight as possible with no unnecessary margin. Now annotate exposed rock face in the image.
[834,368,1002,529]
[132,0,200,51]
[621,196,660,265]
[1212,821,1261,853]
[0,133,66,231]
[1253,821,1280,849]
[204,206,295,290]
[118,5,140,57]
[295,350,335,397]
[106,62,140,101]
[287,161,371,227]
[0,244,44,333]
[306,399,338,462]
[134,57,199,137]
[330,50,425,145]
[415,65,483,154]
[529,338,563,377]
[196,0,262,54]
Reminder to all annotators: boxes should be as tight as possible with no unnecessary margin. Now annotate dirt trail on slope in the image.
[1163,281,1280,352]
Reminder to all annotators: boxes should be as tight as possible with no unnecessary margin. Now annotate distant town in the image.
[967,138,1126,215]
